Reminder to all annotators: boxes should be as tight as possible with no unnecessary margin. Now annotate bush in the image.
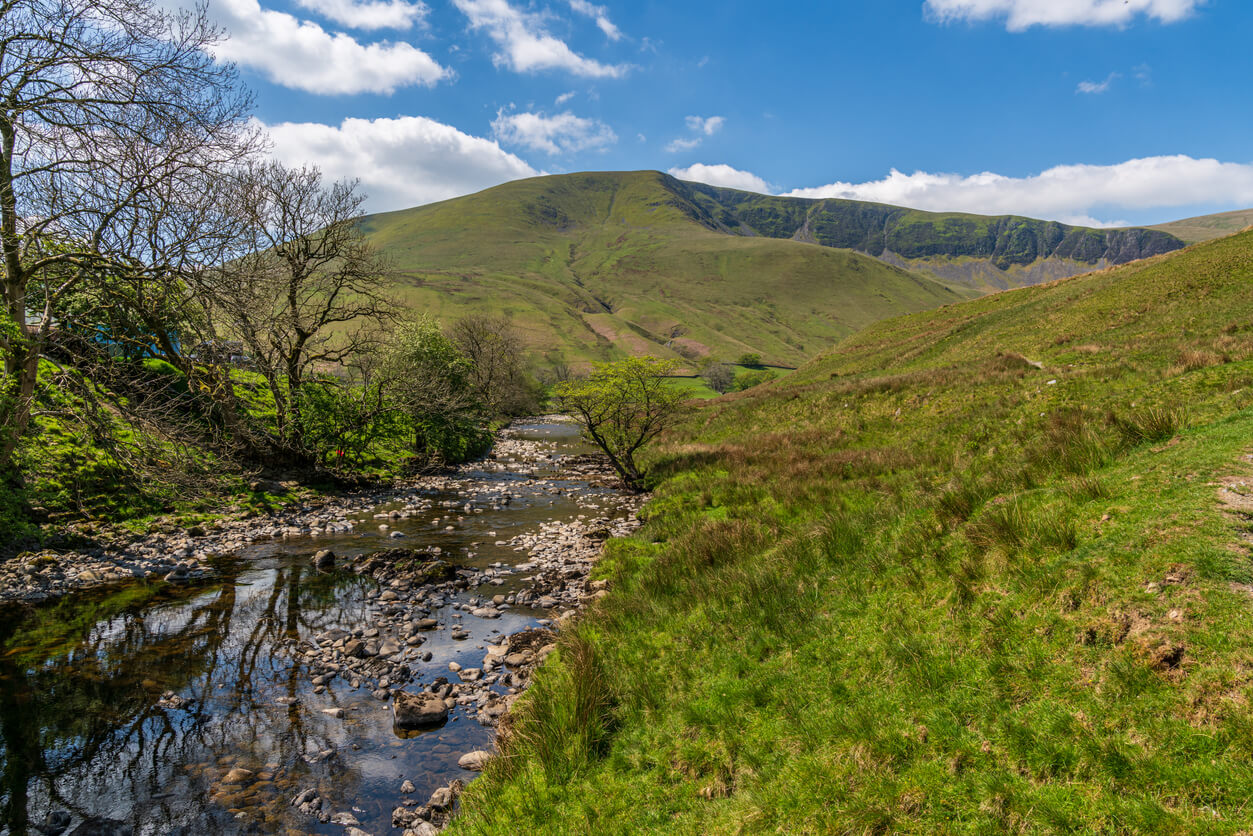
[733,369,777,391]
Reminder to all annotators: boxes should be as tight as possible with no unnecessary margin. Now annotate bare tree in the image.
[0,0,255,465]
[447,313,538,416]
[205,163,394,459]
[700,362,734,394]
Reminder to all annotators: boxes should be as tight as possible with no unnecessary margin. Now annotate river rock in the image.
[393,691,448,729]
[400,779,416,794]
[458,750,492,771]
[37,810,72,836]
[404,824,439,836]
[312,549,335,569]
[221,767,254,784]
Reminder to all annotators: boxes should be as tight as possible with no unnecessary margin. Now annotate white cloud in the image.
[686,115,725,136]
[208,0,448,94]
[264,115,538,212]
[292,0,428,30]
[452,0,628,77]
[668,163,771,194]
[555,90,576,105]
[1077,72,1119,94]
[568,0,623,40]
[491,109,617,155]
[785,156,1253,226]
[925,0,1204,30]
[665,115,725,152]
[665,137,702,153]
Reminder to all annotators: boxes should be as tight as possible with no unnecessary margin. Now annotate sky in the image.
[200,0,1253,227]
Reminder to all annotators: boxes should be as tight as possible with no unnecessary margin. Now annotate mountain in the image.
[455,229,1253,832]
[1148,207,1253,243]
[361,171,964,368]
[359,171,1186,366]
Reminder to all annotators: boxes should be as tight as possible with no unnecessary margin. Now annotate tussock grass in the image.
[453,230,1253,833]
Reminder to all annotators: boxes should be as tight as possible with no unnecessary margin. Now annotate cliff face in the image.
[670,177,1186,275]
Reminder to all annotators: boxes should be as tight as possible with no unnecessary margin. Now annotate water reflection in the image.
[0,421,616,835]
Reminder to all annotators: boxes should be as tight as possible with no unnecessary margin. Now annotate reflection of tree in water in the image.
[0,562,373,834]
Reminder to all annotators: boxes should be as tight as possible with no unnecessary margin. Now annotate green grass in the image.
[451,230,1253,833]
[1150,208,1253,244]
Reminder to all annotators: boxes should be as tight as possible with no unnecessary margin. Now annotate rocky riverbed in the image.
[0,418,642,836]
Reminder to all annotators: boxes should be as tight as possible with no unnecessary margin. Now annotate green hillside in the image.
[361,171,964,369]
[360,171,1184,368]
[453,231,1253,832]
[1150,207,1253,243]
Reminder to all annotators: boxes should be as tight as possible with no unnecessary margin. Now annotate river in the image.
[0,419,636,836]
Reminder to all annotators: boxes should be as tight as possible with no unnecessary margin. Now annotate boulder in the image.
[458,750,492,771]
[393,691,449,729]
[312,549,335,570]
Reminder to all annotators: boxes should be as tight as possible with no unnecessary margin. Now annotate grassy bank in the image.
[452,231,1253,832]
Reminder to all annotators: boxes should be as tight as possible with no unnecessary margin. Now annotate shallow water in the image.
[0,421,626,835]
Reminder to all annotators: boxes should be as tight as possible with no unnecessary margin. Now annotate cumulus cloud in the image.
[1077,72,1119,94]
[208,0,448,94]
[665,115,725,152]
[492,109,617,154]
[568,0,623,40]
[784,156,1253,226]
[924,0,1204,30]
[668,163,771,194]
[452,0,628,77]
[264,115,538,212]
[292,0,428,30]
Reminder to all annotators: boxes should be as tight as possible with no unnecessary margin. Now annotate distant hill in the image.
[359,171,1186,367]
[1148,208,1253,243]
[360,171,964,369]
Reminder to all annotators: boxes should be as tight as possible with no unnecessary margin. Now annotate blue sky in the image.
[204,0,1253,226]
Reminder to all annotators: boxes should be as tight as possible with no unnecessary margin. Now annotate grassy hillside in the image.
[360,171,1184,368]
[452,230,1253,832]
[1150,208,1253,243]
[361,172,964,369]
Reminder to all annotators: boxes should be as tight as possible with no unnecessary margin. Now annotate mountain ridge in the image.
[359,170,1191,366]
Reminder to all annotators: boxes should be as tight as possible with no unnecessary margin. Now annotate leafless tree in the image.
[447,313,538,416]
[204,162,394,459]
[0,0,255,465]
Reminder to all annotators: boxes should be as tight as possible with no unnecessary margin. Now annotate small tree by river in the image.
[553,356,684,491]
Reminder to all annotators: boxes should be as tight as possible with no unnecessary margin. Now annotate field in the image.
[450,230,1253,833]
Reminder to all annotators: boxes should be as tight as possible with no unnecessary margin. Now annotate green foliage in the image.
[381,318,491,468]
[732,368,777,391]
[554,356,684,489]
[735,352,762,367]
[453,230,1253,833]
[296,377,403,469]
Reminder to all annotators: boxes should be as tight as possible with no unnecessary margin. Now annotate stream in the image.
[0,419,637,836]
